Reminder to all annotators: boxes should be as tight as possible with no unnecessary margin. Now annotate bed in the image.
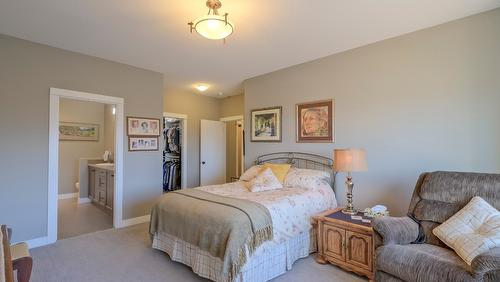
[150,152,337,282]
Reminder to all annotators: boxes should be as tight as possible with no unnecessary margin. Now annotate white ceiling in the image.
[1,0,499,97]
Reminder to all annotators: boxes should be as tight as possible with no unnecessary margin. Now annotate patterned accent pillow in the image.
[239,165,261,182]
[248,168,283,192]
[284,167,331,189]
[260,163,291,183]
[433,196,500,265]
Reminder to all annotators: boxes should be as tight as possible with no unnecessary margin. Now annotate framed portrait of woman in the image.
[296,100,333,143]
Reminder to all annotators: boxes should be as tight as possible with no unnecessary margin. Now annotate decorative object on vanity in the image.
[364,205,389,218]
[188,0,234,41]
[296,99,333,143]
[372,171,500,282]
[250,106,282,142]
[128,137,159,151]
[313,208,375,281]
[333,148,368,215]
[59,122,99,141]
[127,116,160,136]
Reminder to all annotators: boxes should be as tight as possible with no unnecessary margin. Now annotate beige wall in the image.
[220,94,244,117]
[59,99,105,195]
[163,92,245,186]
[103,104,116,157]
[244,8,500,216]
[0,34,163,242]
[164,90,221,187]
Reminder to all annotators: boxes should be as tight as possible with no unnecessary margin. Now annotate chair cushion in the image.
[433,196,500,265]
[376,243,474,282]
[10,243,30,261]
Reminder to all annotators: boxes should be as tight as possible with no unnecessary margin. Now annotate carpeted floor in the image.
[58,198,113,240]
[31,223,367,282]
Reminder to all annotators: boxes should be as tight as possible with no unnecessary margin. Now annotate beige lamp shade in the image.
[333,149,368,172]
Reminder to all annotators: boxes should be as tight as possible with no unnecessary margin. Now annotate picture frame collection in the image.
[127,116,160,151]
[250,99,334,143]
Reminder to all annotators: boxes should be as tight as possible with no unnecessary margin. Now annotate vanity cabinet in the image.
[88,166,114,212]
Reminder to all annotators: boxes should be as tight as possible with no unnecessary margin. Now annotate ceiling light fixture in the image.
[196,85,209,92]
[188,0,234,41]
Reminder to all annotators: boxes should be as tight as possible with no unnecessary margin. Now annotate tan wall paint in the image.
[103,104,116,157]
[244,8,500,216]
[163,90,221,187]
[59,99,105,195]
[220,94,244,117]
[0,34,163,242]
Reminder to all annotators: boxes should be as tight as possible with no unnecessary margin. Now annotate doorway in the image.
[162,112,188,191]
[220,115,245,183]
[48,88,124,244]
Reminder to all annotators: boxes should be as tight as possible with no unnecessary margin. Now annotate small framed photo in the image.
[250,106,282,142]
[128,137,159,151]
[296,99,334,143]
[59,122,99,141]
[127,117,160,136]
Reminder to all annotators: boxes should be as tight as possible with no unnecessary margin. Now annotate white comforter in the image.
[197,180,337,243]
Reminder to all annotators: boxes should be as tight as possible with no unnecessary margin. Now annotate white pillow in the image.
[433,196,500,265]
[239,165,261,181]
[284,167,331,189]
[248,168,283,192]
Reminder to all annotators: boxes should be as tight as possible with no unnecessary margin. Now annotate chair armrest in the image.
[472,247,500,277]
[372,216,419,245]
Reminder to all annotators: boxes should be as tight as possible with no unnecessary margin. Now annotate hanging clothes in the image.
[163,118,182,192]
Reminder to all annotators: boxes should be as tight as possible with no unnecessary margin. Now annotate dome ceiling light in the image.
[188,0,234,41]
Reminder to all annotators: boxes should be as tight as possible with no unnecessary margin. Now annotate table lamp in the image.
[333,148,368,215]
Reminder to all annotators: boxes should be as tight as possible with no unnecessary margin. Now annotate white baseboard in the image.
[77,197,91,204]
[119,215,150,228]
[58,193,78,200]
[24,236,51,249]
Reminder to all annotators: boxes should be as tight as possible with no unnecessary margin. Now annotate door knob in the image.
[202,161,206,165]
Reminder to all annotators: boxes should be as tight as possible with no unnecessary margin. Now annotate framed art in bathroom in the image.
[59,122,99,141]
[128,136,159,151]
[127,116,160,136]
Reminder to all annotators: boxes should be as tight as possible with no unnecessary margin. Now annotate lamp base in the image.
[341,207,358,215]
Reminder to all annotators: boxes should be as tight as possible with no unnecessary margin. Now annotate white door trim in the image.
[163,112,188,189]
[48,87,125,244]
[219,115,244,122]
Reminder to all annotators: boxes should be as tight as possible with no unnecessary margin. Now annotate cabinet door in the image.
[346,231,373,271]
[88,168,96,200]
[322,223,345,261]
[106,173,114,210]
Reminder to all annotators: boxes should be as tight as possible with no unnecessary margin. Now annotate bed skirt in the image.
[152,228,317,282]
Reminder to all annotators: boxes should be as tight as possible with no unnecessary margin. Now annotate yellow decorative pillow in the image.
[260,163,291,183]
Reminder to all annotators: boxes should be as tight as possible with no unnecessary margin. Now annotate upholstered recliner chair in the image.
[373,171,500,282]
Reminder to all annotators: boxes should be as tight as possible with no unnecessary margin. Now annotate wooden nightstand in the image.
[313,208,374,281]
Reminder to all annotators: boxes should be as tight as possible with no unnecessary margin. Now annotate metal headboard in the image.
[255,152,336,191]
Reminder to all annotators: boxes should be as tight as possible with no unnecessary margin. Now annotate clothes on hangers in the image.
[163,160,181,192]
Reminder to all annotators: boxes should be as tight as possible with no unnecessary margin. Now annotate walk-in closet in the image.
[163,116,182,192]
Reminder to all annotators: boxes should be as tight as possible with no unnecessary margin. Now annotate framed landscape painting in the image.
[251,106,282,142]
[59,122,99,141]
[296,99,334,143]
[127,117,160,136]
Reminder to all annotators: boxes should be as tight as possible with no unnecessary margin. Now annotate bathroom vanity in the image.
[88,164,114,212]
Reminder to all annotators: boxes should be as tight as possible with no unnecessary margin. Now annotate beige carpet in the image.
[31,223,367,282]
[58,198,113,240]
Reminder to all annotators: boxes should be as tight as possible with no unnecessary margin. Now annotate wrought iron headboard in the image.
[255,152,336,191]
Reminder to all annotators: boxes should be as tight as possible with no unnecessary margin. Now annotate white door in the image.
[200,120,226,186]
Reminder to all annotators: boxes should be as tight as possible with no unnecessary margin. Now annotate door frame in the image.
[48,87,125,244]
[163,112,188,189]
